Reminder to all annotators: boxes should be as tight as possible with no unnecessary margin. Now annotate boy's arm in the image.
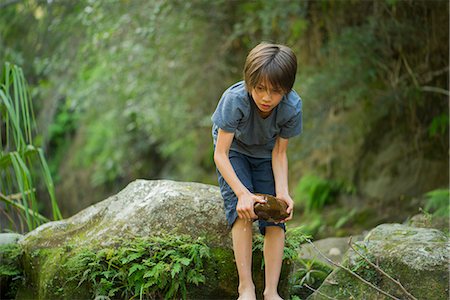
[214,128,264,220]
[272,136,294,222]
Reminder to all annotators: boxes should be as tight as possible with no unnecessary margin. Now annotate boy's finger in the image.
[282,212,293,223]
[253,195,267,204]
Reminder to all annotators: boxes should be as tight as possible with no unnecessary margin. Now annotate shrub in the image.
[62,234,210,299]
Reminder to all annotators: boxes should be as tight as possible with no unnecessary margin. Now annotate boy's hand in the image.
[237,192,267,220]
[277,194,294,223]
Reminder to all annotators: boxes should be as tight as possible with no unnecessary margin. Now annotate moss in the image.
[0,243,24,299]
[188,247,238,298]
[20,224,308,299]
[380,258,449,300]
[20,246,91,299]
[310,241,449,300]
[21,233,241,299]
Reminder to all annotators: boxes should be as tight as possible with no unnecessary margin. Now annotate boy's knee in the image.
[232,217,253,229]
[258,221,286,235]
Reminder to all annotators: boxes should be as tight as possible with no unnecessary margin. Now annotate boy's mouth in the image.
[261,104,271,110]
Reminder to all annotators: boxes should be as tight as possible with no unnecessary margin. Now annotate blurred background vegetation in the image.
[1,0,448,236]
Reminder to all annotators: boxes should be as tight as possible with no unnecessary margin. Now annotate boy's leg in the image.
[249,156,285,299]
[232,218,256,298]
[263,226,285,300]
[216,151,256,299]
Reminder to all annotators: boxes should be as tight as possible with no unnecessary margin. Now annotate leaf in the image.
[128,264,145,276]
[144,263,165,279]
[122,252,144,264]
[178,257,191,266]
[171,262,181,278]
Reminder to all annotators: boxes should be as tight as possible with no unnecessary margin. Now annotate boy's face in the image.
[251,80,284,117]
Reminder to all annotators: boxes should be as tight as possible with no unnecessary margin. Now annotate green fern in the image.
[424,188,449,217]
[62,234,210,299]
[253,226,311,269]
[293,175,352,212]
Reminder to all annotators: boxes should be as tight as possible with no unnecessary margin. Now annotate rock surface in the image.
[17,180,294,299]
[22,180,231,249]
[307,223,449,300]
[405,213,449,232]
[0,233,23,245]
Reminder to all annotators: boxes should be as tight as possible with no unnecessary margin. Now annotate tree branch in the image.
[420,86,450,97]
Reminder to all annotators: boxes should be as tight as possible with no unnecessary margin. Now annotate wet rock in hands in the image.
[254,194,289,222]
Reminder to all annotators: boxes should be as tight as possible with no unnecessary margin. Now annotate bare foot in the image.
[237,285,256,300]
[263,291,283,300]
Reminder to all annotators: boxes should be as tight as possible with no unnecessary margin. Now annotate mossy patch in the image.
[0,243,24,299]
[17,226,311,299]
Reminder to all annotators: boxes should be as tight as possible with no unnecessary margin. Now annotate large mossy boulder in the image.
[308,223,449,300]
[18,180,294,299]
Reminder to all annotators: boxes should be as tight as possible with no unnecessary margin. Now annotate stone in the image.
[307,224,449,300]
[254,193,289,222]
[0,233,23,245]
[405,213,449,232]
[17,180,296,299]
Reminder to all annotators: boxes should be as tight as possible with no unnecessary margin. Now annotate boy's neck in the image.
[257,107,273,118]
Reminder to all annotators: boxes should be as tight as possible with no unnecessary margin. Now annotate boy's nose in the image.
[263,91,272,100]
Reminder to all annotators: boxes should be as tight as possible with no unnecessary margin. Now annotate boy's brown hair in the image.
[243,42,297,93]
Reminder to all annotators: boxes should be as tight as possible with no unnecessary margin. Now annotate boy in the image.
[212,42,302,299]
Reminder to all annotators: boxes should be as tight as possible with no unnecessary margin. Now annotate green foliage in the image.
[294,175,332,212]
[46,98,79,181]
[428,114,449,137]
[0,62,61,232]
[231,0,308,47]
[290,258,333,298]
[1,0,448,225]
[295,259,332,286]
[62,234,210,299]
[252,226,311,269]
[334,208,357,229]
[350,243,381,285]
[0,243,24,298]
[424,188,449,218]
[293,175,353,212]
[300,213,324,237]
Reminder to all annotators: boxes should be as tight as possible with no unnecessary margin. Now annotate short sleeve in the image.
[279,101,302,139]
[211,91,248,133]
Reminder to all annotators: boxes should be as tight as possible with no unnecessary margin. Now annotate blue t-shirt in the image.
[211,81,302,158]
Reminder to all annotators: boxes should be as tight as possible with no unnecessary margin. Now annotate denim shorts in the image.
[216,150,286,235]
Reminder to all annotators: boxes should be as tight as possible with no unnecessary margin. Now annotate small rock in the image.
[0,233,23,245]
[254,194,289,222]
[328,247,341,257]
